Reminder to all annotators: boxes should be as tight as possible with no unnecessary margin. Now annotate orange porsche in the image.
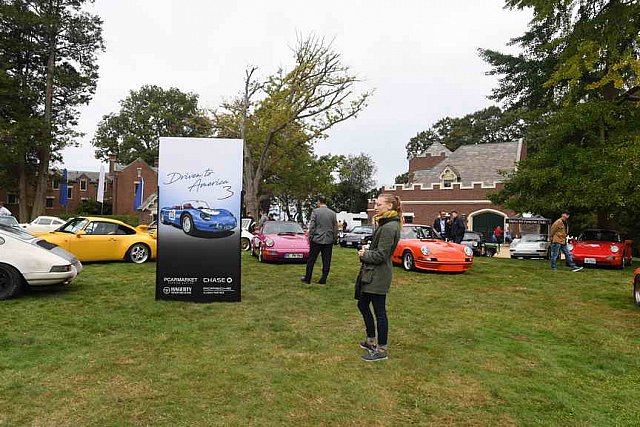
[392,224,474,273]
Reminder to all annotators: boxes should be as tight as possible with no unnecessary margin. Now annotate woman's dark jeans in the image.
[357,292,388,346]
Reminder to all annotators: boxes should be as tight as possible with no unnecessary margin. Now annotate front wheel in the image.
[634,277,640,306]
[241,237,251,251]
[126,243,150,264]
[181,214,195,236]
[0,263,22,300]
[402,251,415,271]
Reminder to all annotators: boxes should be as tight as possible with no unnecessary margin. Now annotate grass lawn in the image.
[2,248,640,426]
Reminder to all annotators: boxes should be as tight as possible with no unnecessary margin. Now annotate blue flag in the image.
[59,169,68,206]
[134,176,144,210]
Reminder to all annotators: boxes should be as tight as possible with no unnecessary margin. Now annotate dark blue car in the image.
[160,200,236,236]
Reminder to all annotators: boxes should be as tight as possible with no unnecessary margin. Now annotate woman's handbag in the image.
[354,263,374,300]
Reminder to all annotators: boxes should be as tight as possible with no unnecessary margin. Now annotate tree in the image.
[92,85,213,165]
[0,0,104,221]
[214,35,372,220]
[405,106,524,159]
[394,172,409,184]
[332,153,377,213]
[482,0,640,230]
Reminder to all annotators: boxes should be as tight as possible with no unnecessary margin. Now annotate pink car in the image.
[251,221,310,263]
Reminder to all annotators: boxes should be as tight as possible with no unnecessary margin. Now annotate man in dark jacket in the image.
[450,210,466,244]
[433,210,450,240]
[301,196,338,285]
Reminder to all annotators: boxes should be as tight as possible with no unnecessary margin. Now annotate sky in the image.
[61,0,532,187]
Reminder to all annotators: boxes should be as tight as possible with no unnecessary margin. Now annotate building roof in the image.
[418,141,452,158]
[412,141,522,186]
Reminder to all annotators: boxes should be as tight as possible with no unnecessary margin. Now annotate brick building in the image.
[371,140,526,237]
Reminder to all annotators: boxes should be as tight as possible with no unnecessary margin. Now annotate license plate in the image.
[285,253,303,259]
[584,258,596,264]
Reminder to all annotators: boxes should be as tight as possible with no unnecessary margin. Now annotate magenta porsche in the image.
[251,221,309,263]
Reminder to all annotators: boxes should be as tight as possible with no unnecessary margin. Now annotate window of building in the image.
[67,186,72,199]
[52,179,60,190]
[81,197,89,202]
[440,167,458,189]
[46,197,54,208]
[7,194,18,204]
[79,179,87,191]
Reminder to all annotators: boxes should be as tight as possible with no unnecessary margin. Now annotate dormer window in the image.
[440,167,458,188]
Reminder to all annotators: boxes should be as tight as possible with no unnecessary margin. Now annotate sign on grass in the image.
[156,137,243,302]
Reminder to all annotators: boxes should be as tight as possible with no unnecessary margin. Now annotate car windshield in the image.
[183,200,210,210]
[0,224,36,241]
[521,234,548,242]
[263,222,304,234]
[402,226,438,240]
[463,232,481,242]
[578,230,621,242]
[0,216,19,227]
[58,218,89,234]
[351,226,373,234]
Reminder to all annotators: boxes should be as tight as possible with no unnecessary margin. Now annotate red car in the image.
[392,224,474,273]
[569,229,633,269]
[251,221,309,263]
[633,268,640,306]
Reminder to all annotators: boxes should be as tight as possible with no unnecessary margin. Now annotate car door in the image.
[69,221,119,261]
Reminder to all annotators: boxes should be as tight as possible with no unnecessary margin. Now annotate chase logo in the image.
[163,286,171,295]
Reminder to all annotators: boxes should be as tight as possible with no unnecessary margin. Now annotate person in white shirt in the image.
[0,202,11,216]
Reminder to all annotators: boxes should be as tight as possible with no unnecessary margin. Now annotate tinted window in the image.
[86,221,119,235]
[117,225,136,235]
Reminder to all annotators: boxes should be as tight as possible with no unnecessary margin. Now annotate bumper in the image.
[23,266,78,286]
[262,249,309,261]
[572,254,623,266]
[414,258,474,273]
[510,250,548,258]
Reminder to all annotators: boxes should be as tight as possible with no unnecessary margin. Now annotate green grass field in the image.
[2,249,640,426]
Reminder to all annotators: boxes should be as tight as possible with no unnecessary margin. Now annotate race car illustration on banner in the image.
[160,200,237,237]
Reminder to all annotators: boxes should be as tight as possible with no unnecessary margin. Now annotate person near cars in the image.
[450,210,466,244]
[0,202,11,216]
[550,210,583,272]
[301,196,338,285]
[493,225,504,243]
[355,193,402,362]
[433,211,450,240]
[258,209,268,228]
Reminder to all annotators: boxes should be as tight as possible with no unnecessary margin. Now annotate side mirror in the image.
[76,230,87,237]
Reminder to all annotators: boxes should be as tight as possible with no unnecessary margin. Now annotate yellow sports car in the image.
[35,217,157,263]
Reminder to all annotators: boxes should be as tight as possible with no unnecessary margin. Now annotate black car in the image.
[460,231,486,256]
[339,225,374,248]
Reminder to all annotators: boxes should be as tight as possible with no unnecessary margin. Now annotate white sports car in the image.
[20,215,66,234]
[0,226,82,300]
[509,233,551,259]
[241,218,255,251]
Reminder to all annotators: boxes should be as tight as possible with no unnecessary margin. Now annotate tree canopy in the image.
[92,85,213,166]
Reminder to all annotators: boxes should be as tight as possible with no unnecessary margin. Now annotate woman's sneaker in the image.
[359,341,376,352]
[361,350,388,362]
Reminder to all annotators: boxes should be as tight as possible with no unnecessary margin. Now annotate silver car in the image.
[509,233,550,259]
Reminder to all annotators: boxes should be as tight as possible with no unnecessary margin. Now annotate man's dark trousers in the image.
[305,243,333,283]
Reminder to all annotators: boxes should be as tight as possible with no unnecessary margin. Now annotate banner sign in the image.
[156,137,243,302]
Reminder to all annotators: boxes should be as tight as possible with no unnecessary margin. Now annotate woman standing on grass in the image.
[355,193,402,362]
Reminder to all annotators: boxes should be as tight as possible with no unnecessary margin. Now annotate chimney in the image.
[108,154,117,175]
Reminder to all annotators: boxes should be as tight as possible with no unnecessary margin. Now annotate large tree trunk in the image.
[18,167,31,222]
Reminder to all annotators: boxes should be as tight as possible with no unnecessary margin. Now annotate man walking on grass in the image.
[550,210,583,272]
[301,196,338,285]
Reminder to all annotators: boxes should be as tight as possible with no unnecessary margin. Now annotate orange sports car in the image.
[392,224,474,273]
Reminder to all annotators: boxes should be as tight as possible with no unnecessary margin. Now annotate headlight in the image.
[200,213,210,221]
[420,246,430,256]
[464,246,473,256]
[265,238,274,247]
[49,265,71,272]
[472,242,478,247]
[610,245,619,253]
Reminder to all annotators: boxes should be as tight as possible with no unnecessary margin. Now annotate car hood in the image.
[572,241,620,254]
[266,234,309,249]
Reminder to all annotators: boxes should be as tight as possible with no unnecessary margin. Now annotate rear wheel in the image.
[402,251,415,271]
[126,243,150,264]
[0,263,22,300]
[634,276,640,306]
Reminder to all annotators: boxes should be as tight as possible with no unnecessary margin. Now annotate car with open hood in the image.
[251,221,309,262]
[569,229,632,269]
[392,224,474,273]
[34,217,156,263]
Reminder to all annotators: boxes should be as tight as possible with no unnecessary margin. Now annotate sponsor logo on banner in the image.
[156,138,243,302]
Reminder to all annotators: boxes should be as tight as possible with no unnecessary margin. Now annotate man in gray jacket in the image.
[301,196,338,285]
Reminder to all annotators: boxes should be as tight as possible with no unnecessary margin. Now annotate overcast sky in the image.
[61,0,532,187]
